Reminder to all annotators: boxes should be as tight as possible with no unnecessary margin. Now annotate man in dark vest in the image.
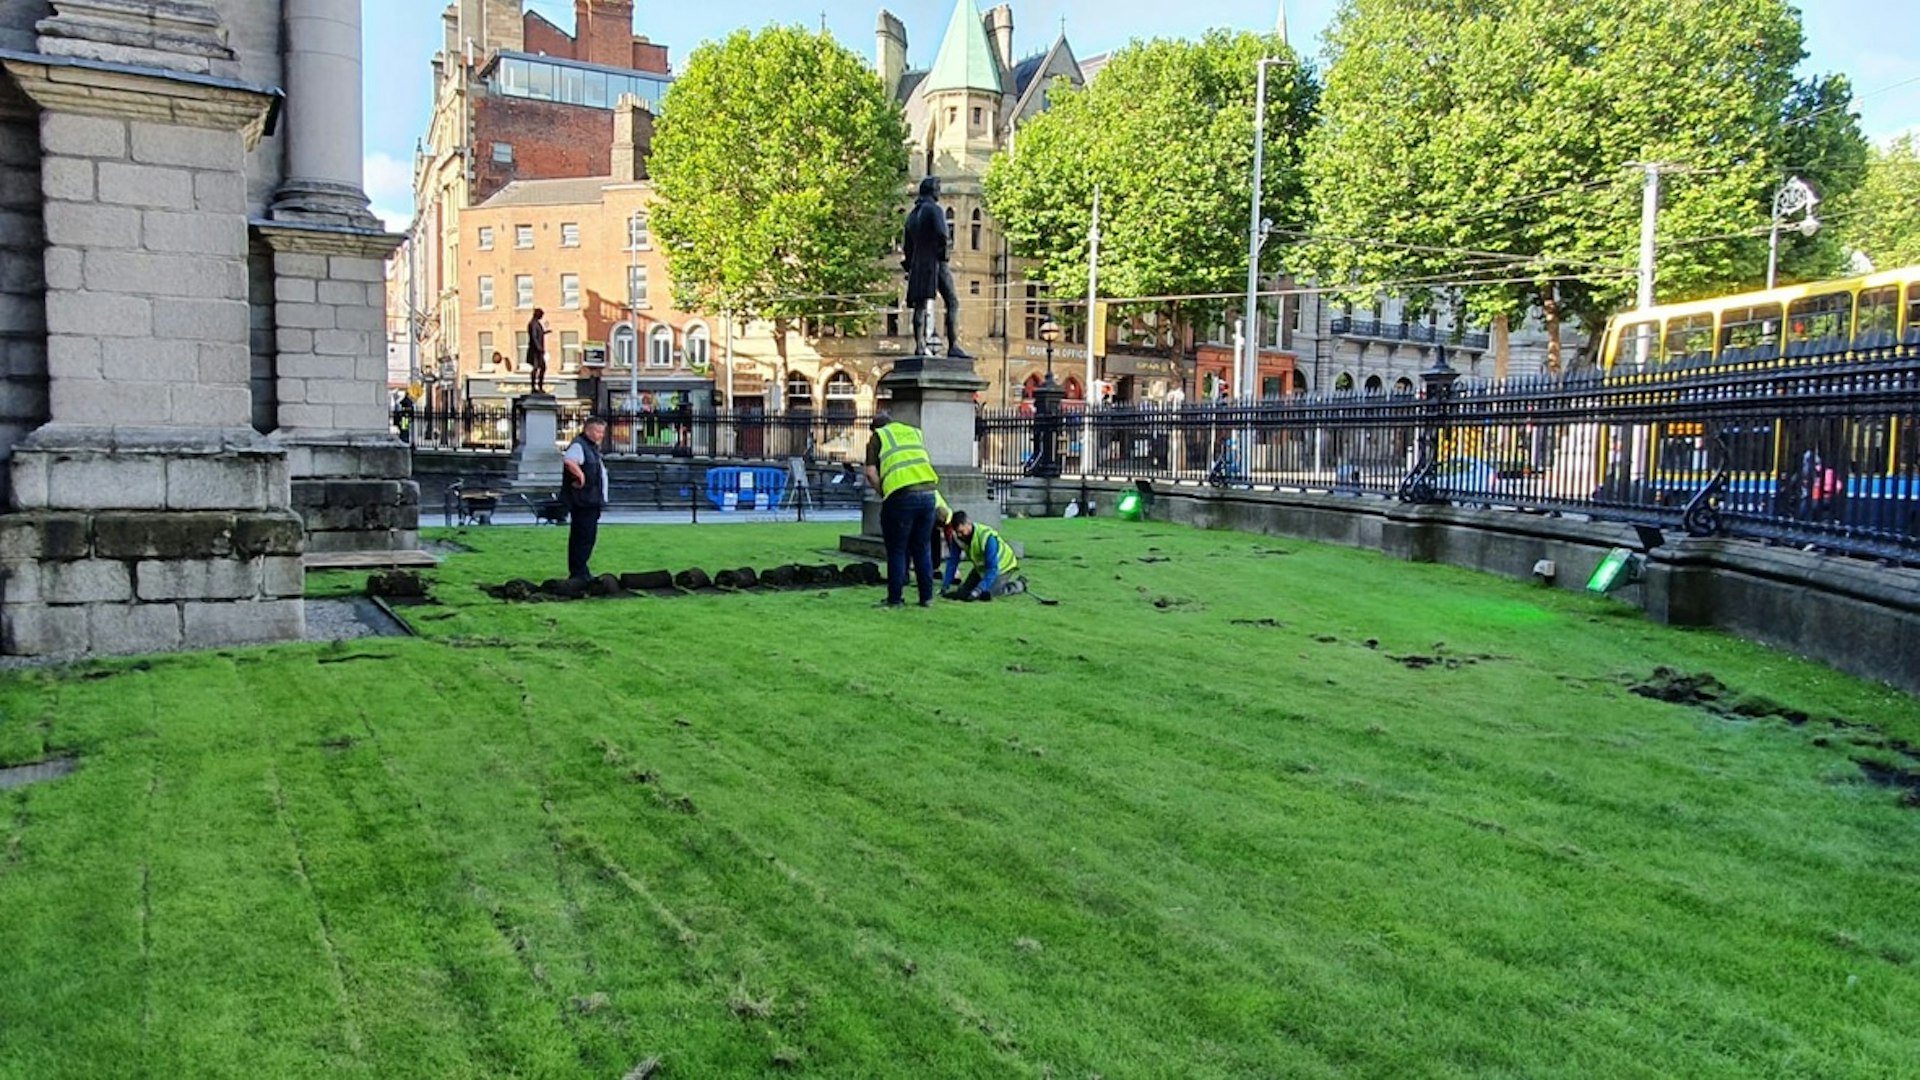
[903,176,969,359]
[561,416,609,580]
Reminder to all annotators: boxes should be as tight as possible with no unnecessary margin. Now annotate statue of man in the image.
[903,176,969,360]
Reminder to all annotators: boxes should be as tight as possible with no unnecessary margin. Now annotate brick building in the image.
[410,0,672,388]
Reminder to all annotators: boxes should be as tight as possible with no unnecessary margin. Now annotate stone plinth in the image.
[507,394,565,492]
[842,355,994,558]
[3,425,304,655]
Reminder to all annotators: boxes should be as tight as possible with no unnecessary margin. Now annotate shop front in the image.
[1100,350,1186,404]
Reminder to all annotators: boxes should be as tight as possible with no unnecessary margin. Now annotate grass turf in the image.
[3,519,1919,1078]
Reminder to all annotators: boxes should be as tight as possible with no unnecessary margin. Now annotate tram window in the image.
[1720,421,1776,475]
[1618,319,1658,370]
[1662,314,1714,367]
[1906,285,1920,345]
[1856,287,1898,348]
[1849,419,1890,474]
[1785,291,1851,357]
[1718,303,1782,362]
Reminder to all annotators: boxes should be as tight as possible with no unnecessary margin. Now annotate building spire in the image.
[925,0,1003,95]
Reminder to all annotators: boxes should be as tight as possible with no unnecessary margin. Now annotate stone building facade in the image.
[0,0,410,657]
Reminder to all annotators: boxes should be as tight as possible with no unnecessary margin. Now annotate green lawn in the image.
[4,520,1919,1079]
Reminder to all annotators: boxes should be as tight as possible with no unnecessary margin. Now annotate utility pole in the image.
[1636,162,1660,310]
[1082,186,1100,476]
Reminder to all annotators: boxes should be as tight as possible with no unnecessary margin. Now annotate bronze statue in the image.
[903,176,969,359]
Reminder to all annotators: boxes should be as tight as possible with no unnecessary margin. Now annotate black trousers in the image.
[568,505,601,580]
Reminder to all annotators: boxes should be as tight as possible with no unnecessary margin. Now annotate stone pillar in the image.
[269,0,378,229]
[261,3,417,558]
[841,355,996,558]
[507,395,564,491]
[0,11,306,656]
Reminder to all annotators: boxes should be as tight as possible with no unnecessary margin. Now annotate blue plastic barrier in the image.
[705,466,788,510]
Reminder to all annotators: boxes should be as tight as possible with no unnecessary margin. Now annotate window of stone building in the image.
[516,331,530,360]
[478,332,495,369]
[477,276,495,310]
[627,214,650,250]
[515,274,533,308]
[944,207,954,243]
[560,222,580,248]
[786,373,813,412]
[969,280,980,295]
[560,331,581,372]
[971,106,982,126]
[947,107,957,124]
[493,142,513,164]
[970,208,982,250]
[477,226,493,251]
[561,274,580,309]
[515,224,533,249]
[628,265,649,309]
[1023,283,1050,340]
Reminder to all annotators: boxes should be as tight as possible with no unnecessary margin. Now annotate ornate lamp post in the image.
[1031,315,1064,478]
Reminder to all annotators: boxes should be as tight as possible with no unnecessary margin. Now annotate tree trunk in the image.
[1542,288,1562,378]
[1491,313,1511,382]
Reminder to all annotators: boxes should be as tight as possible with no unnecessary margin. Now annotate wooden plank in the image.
[303,550,441,571]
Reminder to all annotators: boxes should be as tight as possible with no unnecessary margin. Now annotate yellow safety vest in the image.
[967,523,1019,576]
[935,490,951,517]
[877,423,939,497]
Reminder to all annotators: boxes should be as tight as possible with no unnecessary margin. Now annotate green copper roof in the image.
[924,0,1003,95]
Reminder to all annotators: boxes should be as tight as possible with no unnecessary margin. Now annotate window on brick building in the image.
[560,222,579,248]
[477,276,495,310]
[647,325,674,368]
[478,332,495,369]
[493,142,513,164]
[627,214,650,250]
[515,331,529,360]
[628,265,649,309]
[560,331,580,372]
[477,226,493,251]
[685,324,710,371]
[515,224,533,249]
[515,274,533,309]
[561,274,580,309]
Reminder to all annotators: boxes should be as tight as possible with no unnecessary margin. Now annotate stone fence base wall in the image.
[1010,478,1920,697]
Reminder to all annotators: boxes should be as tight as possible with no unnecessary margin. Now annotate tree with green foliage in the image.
[648,27,908,354]
[1834,133,1920,271]
[983,31,1316,359]
[1302,0,1867,374]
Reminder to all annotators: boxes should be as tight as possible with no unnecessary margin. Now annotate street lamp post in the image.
[1241,55,1288,403]
[1032,315,1064,478]
[1767,176,1820,290]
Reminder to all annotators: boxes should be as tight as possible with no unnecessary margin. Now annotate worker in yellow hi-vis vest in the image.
[863,413,941,607]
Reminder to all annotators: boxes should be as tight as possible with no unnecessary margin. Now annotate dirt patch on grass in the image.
[1629,666,1920,810]
[1230,618,1285,629]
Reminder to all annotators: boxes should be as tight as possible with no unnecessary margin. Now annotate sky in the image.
[361,0,1920,230]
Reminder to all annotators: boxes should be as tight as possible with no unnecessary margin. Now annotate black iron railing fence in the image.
[393,402,875,464]
[981,346,1920,563]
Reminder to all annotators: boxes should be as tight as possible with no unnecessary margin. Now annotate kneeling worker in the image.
[941,511,1026,601]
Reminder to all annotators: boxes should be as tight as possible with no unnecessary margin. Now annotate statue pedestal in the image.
[507,395,566,492]
[841,356,995,559]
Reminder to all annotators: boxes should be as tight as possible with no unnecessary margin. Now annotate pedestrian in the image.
[1798,449,1838,521]
[863,412,940,607]
[561,415,608,581]
[941,511,1026,601]
[526,307,549,394]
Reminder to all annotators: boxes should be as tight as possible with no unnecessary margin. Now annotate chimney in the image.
[612,94,654,182]
[875,9,907,95]
[577,0,636,68]
[985,4,1014,84]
